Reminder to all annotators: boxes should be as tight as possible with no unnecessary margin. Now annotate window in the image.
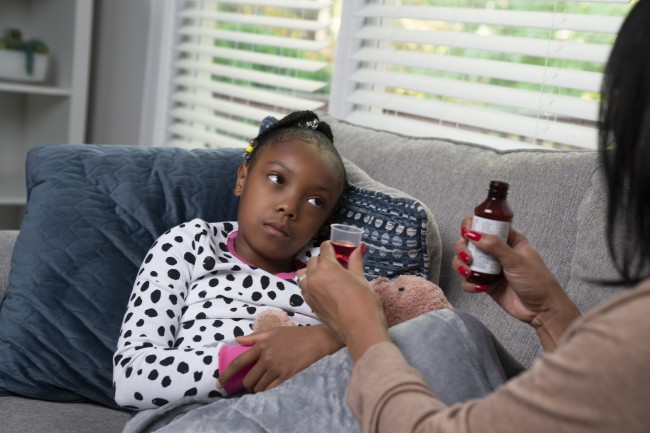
[142,0,337,149]
[143,0,634,151]
[330,0,634,150]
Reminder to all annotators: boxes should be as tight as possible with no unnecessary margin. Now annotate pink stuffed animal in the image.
[252,309,297,331]
[369,275,452,327]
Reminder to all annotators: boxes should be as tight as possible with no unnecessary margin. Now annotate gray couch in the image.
[0,114,628,432]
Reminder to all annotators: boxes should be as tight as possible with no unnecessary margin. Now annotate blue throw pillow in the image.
[0,143,438,409]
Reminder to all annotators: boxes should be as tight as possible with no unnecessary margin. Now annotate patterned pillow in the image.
[0,143,439,408]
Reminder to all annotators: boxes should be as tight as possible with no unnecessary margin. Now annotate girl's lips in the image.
[264,222,289,238]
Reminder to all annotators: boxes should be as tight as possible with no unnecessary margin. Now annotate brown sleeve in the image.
[347,284,650,433]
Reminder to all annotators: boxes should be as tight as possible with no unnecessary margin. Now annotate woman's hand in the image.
[218,324,342,393]
[452,215,580,351]
[299,241,390,361]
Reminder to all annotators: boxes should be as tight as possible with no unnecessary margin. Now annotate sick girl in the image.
[113,111,347,410]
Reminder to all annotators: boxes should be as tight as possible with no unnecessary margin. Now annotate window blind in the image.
[168,0,334,149]
[329,0,634,150]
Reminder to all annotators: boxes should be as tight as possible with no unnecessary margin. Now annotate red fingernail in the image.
[459,251,470,264]
[457,266,470,277]
[461,226,468,237]
[360,242,367,255]
[474,285,489,292]
[466,231,482,241]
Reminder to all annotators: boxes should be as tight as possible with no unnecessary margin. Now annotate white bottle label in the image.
[468,215,510,275]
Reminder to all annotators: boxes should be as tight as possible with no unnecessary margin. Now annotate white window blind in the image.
[329,0,634,150]
[167,0,335,149]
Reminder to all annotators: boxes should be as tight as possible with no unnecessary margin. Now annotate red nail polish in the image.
[360,242,367,255]
[474,284,489,292]
[461,226,468,237]
[457,266,470,277]
[466,231,482,241]
[459,251,470,264]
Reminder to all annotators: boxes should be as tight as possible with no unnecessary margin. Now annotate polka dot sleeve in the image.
[113,221,224,410]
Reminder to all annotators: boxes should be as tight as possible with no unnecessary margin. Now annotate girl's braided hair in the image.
[244,111,346,193]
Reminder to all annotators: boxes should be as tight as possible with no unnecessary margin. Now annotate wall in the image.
[87,0,152,146]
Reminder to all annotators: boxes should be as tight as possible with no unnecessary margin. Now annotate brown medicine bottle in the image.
[467,180,513,285]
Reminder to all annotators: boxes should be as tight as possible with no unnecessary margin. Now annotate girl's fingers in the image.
[250,369,275,393]
[241,360,266,392]
[265,378,282,391]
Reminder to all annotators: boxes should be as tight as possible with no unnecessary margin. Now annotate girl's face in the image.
[234,138,343,274]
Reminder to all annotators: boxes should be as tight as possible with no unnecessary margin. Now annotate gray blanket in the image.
[123,310,523,433]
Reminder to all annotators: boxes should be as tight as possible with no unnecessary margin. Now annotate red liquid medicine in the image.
[332,240,356,266]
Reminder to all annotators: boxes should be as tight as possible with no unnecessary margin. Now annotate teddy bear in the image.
[368,274,452,327]
[252,308,297,332]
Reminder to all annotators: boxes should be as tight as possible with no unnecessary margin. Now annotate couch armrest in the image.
[0,230,18,299]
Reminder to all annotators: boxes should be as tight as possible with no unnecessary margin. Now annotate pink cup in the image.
[218,344,255,394]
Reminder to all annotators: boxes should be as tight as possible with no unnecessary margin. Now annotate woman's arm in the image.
[347,283,650,433]
[299,242,390,361]
[299,232,649,433]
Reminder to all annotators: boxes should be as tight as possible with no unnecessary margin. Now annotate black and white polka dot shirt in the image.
[113,219,320,409]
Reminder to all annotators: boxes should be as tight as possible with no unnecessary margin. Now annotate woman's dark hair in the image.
[599,0,650,283]
[245,111,346,194]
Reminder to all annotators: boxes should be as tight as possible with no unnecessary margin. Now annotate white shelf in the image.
[0,82,72,97]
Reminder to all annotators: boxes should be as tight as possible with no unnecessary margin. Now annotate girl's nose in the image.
[277,202,297,219]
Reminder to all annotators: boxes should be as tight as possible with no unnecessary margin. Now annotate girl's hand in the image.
[218,324,342,393]
[299,241,390,361]
[452,215,580,350]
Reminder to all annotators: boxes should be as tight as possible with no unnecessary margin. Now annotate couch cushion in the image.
[0,143,438,407]
[0,396,132,433]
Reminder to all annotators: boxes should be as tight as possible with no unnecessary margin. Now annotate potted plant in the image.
[0,28,49,83]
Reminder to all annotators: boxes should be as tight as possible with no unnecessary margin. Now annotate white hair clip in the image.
[299,118,319,130]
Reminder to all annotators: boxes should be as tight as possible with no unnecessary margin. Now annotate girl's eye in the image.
[267,174,284,185]
[307,197,324,208]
